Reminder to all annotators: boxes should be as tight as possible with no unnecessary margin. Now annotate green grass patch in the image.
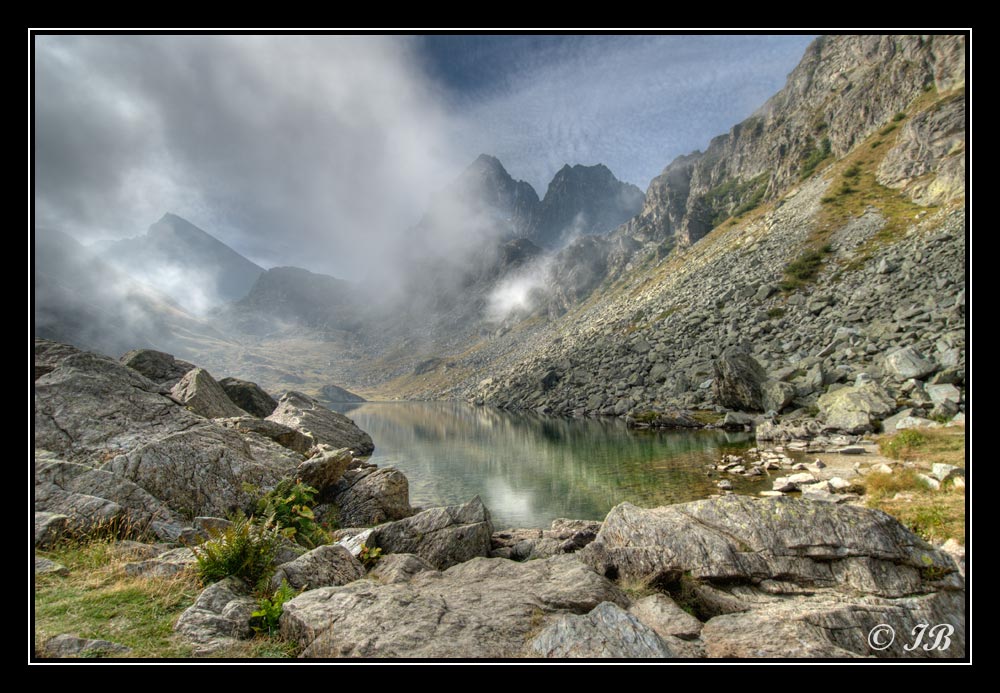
[690,410,724,425]
[766,307,786,319]
[779,246,833,292]
[34,540,200,658]
[878,429,927,459]
[799,137,832,180]
[701,172,771,227]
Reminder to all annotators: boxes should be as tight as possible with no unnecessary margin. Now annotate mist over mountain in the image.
[34,227,228,359]
[93,213,264,313]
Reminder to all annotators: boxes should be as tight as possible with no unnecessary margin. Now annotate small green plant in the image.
[358,543,383,567]
[870,139,883,149]
[193,513,280,590]
[766,307,785,319]
[892,112,907,122]
[250,579,299,637]
[779,245,833,291]
[880,123,898,136]
[878,429,927,459]
[256,479,330,548]
[799,137,832,179]
[843,163,861,178]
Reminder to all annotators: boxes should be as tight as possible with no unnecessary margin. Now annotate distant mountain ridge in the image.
[418,154,644,249]
[92,213,264,311]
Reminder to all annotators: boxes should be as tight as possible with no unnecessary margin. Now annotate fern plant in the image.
[250,579,299,637]
[193,512,280,590]
[255,479,330,549]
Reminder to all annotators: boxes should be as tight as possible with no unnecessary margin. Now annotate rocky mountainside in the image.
[93,213,265,311]
[384,34,967,428]
[619,34,965,250]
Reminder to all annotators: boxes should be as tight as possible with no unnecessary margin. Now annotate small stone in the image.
[35,556,69,576]
[44,634,131,658]
[931,463,964,483]
[716,480,734,490]
[917,474,941,491]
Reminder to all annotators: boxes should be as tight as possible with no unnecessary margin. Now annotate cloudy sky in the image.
[34,33,815,278]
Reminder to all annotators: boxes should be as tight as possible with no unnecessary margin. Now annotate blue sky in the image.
[35,33,815,276]
[417,35,815,191]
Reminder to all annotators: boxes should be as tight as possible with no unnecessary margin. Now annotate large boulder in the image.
[174,577,256,655]
[269,544,365,592]
[34,340,305,518]
[218,377,279,418]
[884,347,937,380]
[330,465,411,527]
[280,555,628,658]
[170,368,247,419]
[34,455,183,540]
[817,382,895,433]
[370,496,492,570]
[266,391,374,456]
[296,446,355,493]
[215,416,313,455]
[529,601,673,658]
[368,553,436,584]
[712,348,766,412]
[579,496,965,658]
[119,348,195,388]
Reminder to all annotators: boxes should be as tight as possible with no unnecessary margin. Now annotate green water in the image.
[329,401,755,528]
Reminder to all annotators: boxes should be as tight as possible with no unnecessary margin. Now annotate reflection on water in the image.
[329,401,754,529]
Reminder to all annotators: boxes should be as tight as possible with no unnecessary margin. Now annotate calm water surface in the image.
[330,402,754,528]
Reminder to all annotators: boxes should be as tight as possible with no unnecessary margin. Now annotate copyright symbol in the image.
[868,624,895,650]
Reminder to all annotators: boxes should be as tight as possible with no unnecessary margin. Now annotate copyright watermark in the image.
[867,623,955,652]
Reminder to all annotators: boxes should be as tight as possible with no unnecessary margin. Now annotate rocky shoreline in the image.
[33,340,966,659]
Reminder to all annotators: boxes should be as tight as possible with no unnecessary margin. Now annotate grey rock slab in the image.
[884,347,937,380]
[281,555,628,658]
[34,511,69,549]
[529,601,673,658]
[170,367,247,419]
[215,416,313,455]
[270,544,365,592]
[35,556,69,576]
[296,446,354,493]
[368,553,436,584]
[332,466,412,527]
[43,634,131,658]
[580,496,958,598]
[701,590,964,658]
[818,382,895,433]
[124,547,196,578]
[370,496,493,570]
[267,391,374,456]
[174,577,256,655]
[628,594,703,640]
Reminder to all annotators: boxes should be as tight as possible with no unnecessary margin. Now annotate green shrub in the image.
[880,123,898,136]
[843,163,861,178]
[193,513,280,590]
[766,307,785,319]
[256,479,330,548]
[250,579,299,637]
[892,112,907,122]
[879,429,927,459]
[359,543,383,568]
[799,137,832,179]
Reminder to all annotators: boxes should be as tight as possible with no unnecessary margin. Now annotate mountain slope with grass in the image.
[377,35,965,425]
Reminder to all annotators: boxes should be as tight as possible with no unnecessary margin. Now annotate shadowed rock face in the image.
[219,377,279,417]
